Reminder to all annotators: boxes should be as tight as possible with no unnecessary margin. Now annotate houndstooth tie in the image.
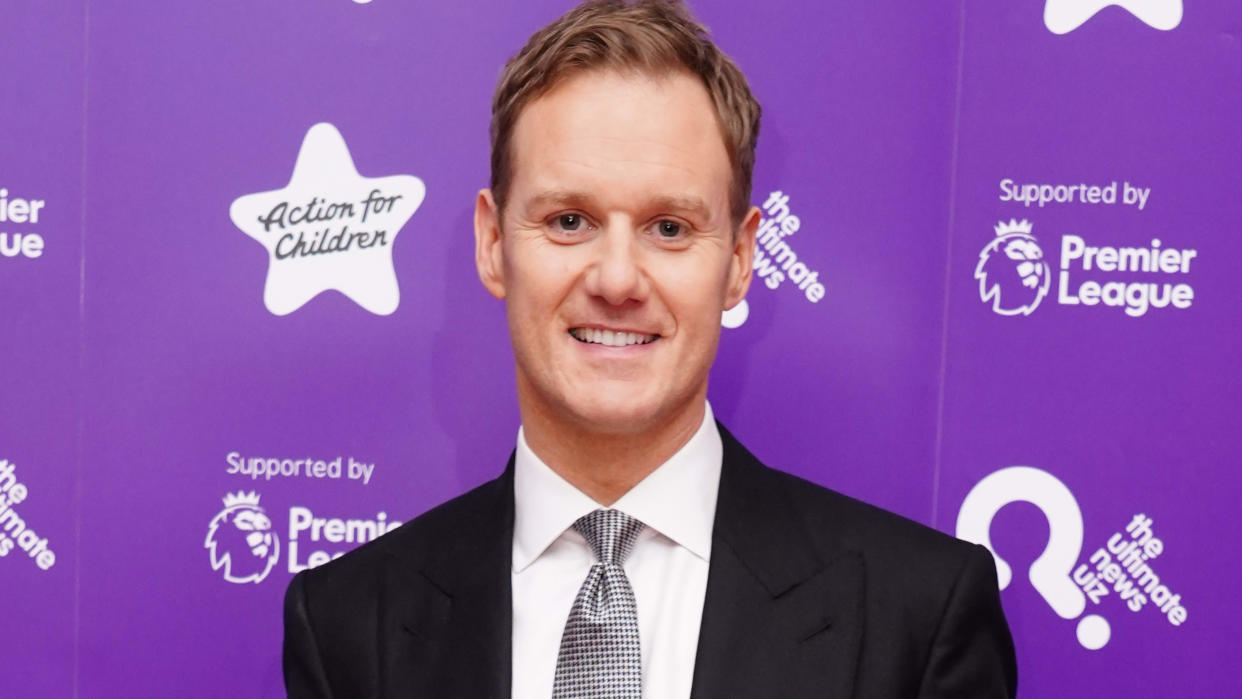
[551,509,645,698]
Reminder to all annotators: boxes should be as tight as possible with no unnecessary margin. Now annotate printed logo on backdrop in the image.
[724,190,827,329]
[958,466,1189,651]
[230,123,426,316]
[976,179,1198,318]
[206,491,280,583]
[0,189,48,261]
[0,459,57,571]
[1044,0,1183,34]
[205,490,400,583]
[975,220,1051,316]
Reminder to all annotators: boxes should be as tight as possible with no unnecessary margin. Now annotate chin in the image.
[560,391,664,435]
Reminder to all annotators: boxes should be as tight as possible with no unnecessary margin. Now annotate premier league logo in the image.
[205,491,280,584]
[975,219,1052,316]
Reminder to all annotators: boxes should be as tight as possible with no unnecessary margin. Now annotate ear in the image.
[474,189,506,299]
[725,205,760,309]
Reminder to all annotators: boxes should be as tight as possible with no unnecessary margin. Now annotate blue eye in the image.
[657,220,682,238]
[557,214,583,231]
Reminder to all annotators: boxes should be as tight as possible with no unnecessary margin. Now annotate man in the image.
[283,1,1017,697]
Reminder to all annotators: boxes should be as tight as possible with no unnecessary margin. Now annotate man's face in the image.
[475,69,757,435]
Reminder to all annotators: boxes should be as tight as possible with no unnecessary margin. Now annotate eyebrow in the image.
[525,190,714,223]
[527,190,592,211]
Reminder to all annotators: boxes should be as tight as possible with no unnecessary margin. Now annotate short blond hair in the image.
[490,0,762,224]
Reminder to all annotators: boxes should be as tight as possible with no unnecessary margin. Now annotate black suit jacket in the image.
[284,425,1017,697]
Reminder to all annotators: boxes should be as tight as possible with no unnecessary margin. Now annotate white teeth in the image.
[570,328,657,347]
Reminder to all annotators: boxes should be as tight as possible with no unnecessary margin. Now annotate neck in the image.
[520,395,707,506]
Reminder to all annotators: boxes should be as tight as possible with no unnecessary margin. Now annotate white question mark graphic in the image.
[956,466,1110,650]
[722,298,749,329]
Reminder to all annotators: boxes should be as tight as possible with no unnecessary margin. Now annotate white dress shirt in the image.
[511,402,723,699]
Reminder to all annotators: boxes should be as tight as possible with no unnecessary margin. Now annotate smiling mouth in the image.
[569,328,660,347]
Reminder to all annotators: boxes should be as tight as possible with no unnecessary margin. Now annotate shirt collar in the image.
[512,402,722,573]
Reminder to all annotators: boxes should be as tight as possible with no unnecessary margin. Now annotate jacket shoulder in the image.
[292,470,510,600]
[719,425,984,588]
[716,426,1015,696]
[776,466,976,566]
[772,468,1016,696]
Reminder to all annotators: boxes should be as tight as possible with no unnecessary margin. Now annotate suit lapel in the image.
[379,458,515,699]
[691,427,864,698]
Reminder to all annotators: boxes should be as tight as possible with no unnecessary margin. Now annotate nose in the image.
[584,225,648,306]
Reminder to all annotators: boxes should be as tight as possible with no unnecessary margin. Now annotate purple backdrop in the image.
[2,1,1238,696]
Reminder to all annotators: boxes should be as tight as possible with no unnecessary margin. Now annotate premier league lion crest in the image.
[205,491,280,584]
[975,219,1052,316]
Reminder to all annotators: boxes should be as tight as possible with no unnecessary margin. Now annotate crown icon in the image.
[222,491,262,509]
[994,219,1034,237]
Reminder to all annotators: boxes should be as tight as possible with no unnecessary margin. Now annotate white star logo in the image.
[1044,0,1183,34]
[230,123,425,315]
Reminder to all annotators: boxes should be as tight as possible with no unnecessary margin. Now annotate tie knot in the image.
[572,509,644,566]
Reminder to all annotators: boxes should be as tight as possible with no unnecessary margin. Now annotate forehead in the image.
[507,68,733,215]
